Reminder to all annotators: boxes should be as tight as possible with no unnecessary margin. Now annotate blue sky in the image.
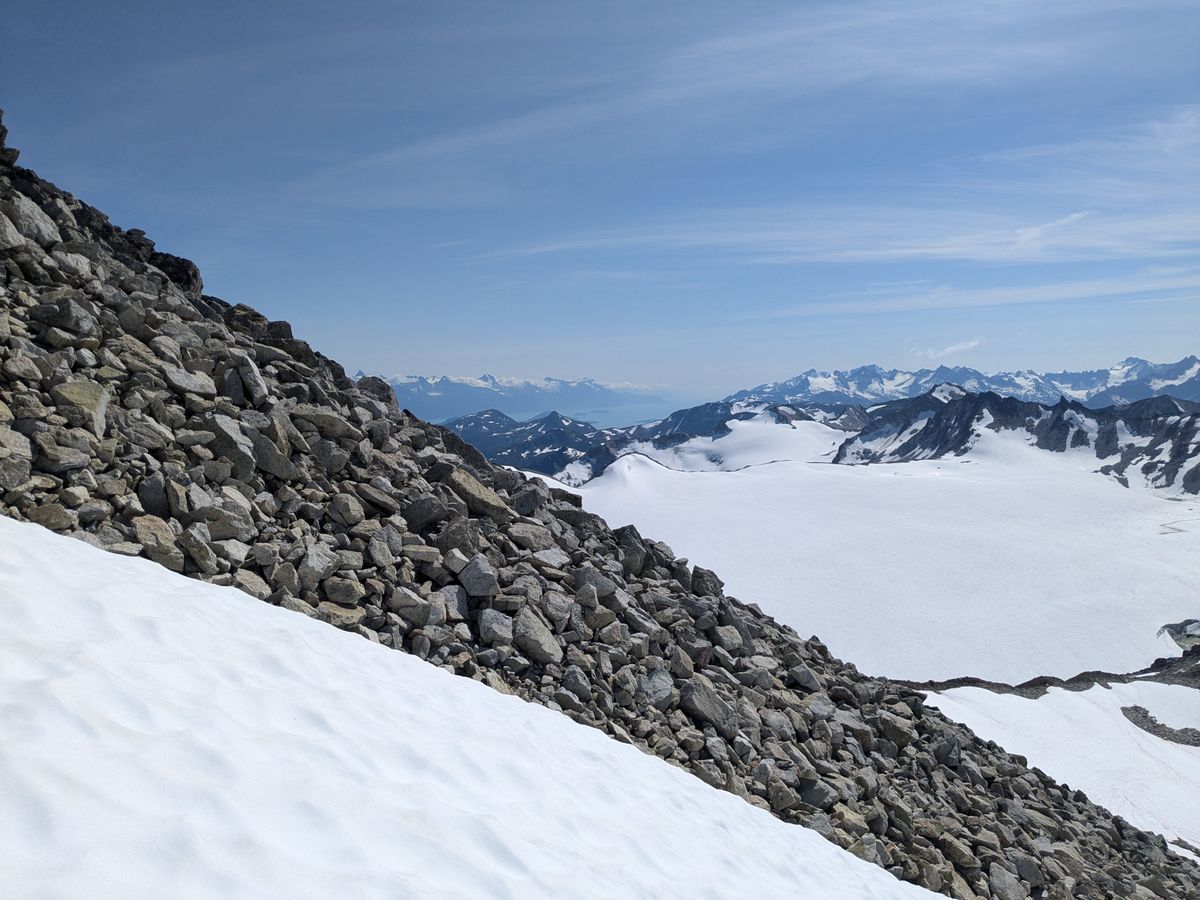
[4,1,1198,400]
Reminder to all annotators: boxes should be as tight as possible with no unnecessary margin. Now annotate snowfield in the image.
[625,415,844,472]
[565,420,1200,683]
[0,516,932,900]
[930,682,1200,853]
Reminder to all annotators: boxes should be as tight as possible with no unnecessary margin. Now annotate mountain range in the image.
[728,357,1200,408]
[448,386,1200,493]
[362,373,664,424]
[381,356,1200,430]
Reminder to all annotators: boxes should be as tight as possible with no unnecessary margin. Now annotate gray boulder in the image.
[132,515,184,572]
[50,381,109,436]
[458,554,499,597]
[478,609,514,645]
[514,607,563,664]
[680,675,739,739]
[299,542,341,591]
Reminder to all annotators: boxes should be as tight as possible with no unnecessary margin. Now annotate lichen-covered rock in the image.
[132,515,184,572]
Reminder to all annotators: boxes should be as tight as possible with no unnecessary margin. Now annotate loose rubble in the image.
[1,109,1197,898]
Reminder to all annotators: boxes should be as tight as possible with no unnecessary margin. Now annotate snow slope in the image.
[626,416,844,472]
[570,422,1200,683]
[0,516,931,900]
[930,683,1200,852]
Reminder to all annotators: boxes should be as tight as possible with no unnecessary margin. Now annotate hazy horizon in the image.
[4,1,1197,396]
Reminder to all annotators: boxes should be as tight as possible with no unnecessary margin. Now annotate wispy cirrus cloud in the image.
[286,1,1177,208]
[475,205,1199,265]
[762,266,1200,318]
[478,107,1200,265]
[915,339,984,361]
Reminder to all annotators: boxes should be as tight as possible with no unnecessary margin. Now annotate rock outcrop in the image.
[2,110,1196,898]
[833,388,1200,494]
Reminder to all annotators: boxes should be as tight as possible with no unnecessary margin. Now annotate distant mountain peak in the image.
[729,357,1200,409]
[354,372,664,424]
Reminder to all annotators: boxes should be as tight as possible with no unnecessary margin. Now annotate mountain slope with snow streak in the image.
[834,389,1200,495]
[930,682,1200,856]
[0,515,932,900]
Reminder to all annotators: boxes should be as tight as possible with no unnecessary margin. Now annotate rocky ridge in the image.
[1,110,1197,898]
[446,408,610,476]
[834,388,1200,494]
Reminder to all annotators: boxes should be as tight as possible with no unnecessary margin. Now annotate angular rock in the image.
[513,607,563,665]
[876,711,915,748]
[323,576,366,606]
[317,601,366,630]
[291,405,363,440]
[329,492,365,527]
[248,428,299,480]
[636,668,674,711]
[478,609,514,645]
[49,381,109,437]
[163,366,217,398]
[189,500,256,542]
[443,468,516,524]
[26,503,78,531]
[299,543,341,591]
[458,554,499,597]
[679,675,739,740]
[178,524,220,575]
[132,515,184,572]
[202,414,255,480]
[232,568,272,600]
[508,521,554,551]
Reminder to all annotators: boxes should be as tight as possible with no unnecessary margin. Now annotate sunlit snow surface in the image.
[0,516,932,900]
[562,420,1200,683]
[625,416,844,472]
[930,683,1200,852]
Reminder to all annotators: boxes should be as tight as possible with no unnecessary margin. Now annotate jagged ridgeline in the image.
[0,110,1195,899]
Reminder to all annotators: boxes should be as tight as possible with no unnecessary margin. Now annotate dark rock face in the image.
[443,409,610,477]
[834,386,1200,493]
[1,109,1197,898]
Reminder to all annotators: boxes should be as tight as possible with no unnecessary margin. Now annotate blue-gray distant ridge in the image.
[362,373,663,425]
[728,357,1200,408]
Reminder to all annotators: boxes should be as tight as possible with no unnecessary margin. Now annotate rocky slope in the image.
[834,387,1200,494]
[2,110,1197,898]
[730,359,1200,408]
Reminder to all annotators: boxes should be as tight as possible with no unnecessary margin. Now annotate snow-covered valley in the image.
[563,419,1200,684]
